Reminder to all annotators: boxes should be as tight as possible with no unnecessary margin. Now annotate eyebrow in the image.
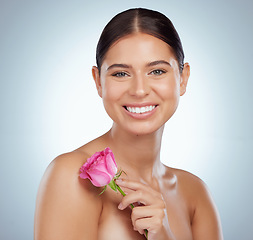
[106,60,171,71]
[106,63,131,71]
[147,60,171,67]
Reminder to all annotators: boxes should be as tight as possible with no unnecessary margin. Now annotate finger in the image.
[116,178,160,197]
[116,185,135,195]
[133,217,151,235]
[118,190,149,210]
[118,190,165,210]
[133,215,164,236]
[116,178,150,191]
[131,206,164,222]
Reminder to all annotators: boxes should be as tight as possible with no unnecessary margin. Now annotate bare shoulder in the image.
[34,150,102,240]
[169,167,208,195]
[166,167,223,240]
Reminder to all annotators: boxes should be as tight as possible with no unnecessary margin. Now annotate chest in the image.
[97,189,193,240]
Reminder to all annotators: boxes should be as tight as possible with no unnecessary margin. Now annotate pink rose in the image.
[79,148,148,238]
[79,147,117,187]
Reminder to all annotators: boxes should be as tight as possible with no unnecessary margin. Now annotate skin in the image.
[34,33,223,240]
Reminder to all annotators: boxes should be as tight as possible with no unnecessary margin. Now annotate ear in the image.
[92,66,102,98]
[180,63,190,96]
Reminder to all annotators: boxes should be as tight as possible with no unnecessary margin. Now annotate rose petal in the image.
[87,152,100,164]
[87,169,113,187]
[79,147,118,187]
[79,171,89,179]
[92,158,106,171]
[105,153,117,176]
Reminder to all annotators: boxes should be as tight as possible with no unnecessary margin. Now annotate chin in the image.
[124,124,164,137]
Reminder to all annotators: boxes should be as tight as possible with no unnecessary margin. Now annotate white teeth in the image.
[126,105,156,114]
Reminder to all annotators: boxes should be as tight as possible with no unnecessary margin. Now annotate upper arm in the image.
[34,153,102,240]
[191,179,223,240]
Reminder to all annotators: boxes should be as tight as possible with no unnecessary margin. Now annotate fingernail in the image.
[116,178,122,182]
[118,203,123,210]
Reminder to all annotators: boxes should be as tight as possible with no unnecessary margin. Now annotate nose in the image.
[129,73,150,98]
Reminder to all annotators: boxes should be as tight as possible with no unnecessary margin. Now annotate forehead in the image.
[102,33,175,66]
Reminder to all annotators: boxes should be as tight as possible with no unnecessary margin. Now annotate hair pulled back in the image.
[96,8,185,73]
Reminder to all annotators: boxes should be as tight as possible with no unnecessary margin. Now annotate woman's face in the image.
[93,33,189,136]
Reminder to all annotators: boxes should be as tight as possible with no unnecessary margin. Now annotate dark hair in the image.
[96,8,185,74]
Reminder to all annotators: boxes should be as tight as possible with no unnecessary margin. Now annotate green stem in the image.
[116,184,148,239]
[116,184,134,209]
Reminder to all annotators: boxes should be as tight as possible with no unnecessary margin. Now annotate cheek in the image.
[102,81,126,102]
[155,78,180,100]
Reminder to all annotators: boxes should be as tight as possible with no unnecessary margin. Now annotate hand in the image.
[116,178,175,240]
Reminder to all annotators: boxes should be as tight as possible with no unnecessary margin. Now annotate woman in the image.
[34,8,223,240]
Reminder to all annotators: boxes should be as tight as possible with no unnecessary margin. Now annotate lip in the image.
[122,103,158,120]
[123,102,157,108]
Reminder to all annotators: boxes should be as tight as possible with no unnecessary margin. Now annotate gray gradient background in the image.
[1,0,252,239]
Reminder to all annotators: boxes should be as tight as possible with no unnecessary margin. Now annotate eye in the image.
[112,71,129,77]
[150,69,166,76]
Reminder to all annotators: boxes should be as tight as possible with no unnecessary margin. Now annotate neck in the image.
[105,123,165,183]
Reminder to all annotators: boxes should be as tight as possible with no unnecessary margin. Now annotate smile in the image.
[124,105,156,114]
